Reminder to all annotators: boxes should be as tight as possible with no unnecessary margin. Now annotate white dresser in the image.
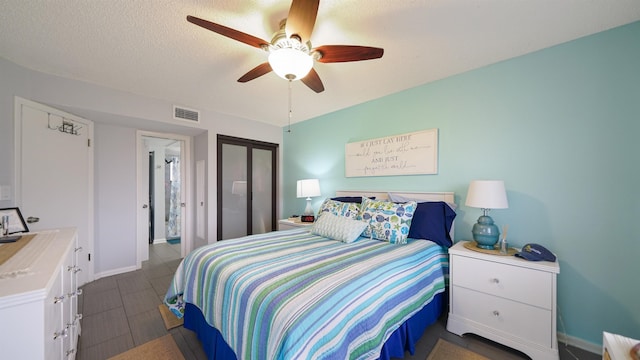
[0,228,82,359]
[447,241,560,360]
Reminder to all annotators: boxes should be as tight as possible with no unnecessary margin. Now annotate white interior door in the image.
[14,97,94,286]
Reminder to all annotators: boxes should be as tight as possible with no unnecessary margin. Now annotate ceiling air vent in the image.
[173,105,200,123]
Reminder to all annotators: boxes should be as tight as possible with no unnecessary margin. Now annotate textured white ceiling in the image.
[1,0,639,127]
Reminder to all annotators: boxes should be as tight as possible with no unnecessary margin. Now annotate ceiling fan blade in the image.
[301,68,324,93]
[237,63,273,83]
[314,45,384,63]
[285,0,320,43]
[187,15,269,49]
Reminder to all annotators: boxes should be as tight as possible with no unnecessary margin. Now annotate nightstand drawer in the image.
[452,255,553,309]
[452,286,552,347]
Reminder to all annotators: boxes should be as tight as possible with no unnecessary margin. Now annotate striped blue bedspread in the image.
[165,228,448,360]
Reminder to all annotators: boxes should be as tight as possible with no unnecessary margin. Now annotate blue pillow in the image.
[408,202,456,247]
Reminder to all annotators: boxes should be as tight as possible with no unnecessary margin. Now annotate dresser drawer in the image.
[452,286,553,347]
[451,255,553,309]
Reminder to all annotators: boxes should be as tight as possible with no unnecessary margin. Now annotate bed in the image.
[165,191,456,360]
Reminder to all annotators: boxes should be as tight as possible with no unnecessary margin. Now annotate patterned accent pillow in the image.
[311,213,369,243]
[317,198,362,220]
[359,198,417,244]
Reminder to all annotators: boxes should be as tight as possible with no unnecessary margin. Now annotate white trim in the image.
[0,289,46,309]
[94,265,139,280]
[557,332,601,355]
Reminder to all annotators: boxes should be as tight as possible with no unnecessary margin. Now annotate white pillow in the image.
[311,213,368,243]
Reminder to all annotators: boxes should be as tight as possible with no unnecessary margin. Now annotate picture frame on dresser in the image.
[0,207,29,234]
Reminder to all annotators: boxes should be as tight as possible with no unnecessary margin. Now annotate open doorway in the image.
[136,131,192,267]
[146,139,182,244]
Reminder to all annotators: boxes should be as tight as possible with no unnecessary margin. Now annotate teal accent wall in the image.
[282,21,640,346]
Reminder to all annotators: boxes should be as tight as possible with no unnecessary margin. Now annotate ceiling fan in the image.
[187,0,384,93]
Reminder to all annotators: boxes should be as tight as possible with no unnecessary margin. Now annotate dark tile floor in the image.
[76,242,599,360]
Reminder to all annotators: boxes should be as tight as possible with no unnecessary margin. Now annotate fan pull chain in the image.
[287,79,292,133]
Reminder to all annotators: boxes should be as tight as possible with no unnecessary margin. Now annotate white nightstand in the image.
[277,219,314,231]
[447,241,560,360]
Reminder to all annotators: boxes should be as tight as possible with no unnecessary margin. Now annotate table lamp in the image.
[297,179,320,222]
[465,180,509,249]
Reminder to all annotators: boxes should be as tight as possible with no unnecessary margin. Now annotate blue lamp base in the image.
[472,215,501,249]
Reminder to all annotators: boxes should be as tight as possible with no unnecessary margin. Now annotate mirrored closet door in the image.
[217,135,278,240]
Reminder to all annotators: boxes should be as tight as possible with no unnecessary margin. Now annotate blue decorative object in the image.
[471,213,500,249]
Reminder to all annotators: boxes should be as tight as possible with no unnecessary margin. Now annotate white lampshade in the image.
[268,48,313,81]
[296,179,321,198]
[465,180,509,209]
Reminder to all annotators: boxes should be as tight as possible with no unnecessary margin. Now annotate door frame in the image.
[13,96,95,284]
[136,131,192,268]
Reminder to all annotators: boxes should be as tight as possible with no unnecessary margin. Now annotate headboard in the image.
[335,190,454,204]
[334,190,456,240]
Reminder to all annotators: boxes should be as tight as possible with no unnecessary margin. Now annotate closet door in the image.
[217,135,277,240]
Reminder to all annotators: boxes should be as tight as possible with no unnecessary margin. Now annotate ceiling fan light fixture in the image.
[268,47,313,81]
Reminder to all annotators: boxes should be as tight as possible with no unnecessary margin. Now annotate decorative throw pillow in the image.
[317,198,361,220]
[387,194,457,247]
[311,213,369,243]
[408,202,457,247]
[359,198,417,244]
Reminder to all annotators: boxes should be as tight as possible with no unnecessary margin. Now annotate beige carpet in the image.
[158,304,183,330]
[427,339,491,360]
[108,334,185,360]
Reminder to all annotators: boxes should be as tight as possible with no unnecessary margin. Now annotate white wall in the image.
[0,57,283,276]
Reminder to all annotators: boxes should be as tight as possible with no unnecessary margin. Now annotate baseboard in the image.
[94,265,138,280]
[557,332,601,355]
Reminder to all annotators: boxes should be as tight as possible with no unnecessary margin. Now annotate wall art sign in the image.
[345,129,438,177]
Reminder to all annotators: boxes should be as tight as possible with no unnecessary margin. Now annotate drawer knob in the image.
[492,310,500,317]
[490,278,500,284]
